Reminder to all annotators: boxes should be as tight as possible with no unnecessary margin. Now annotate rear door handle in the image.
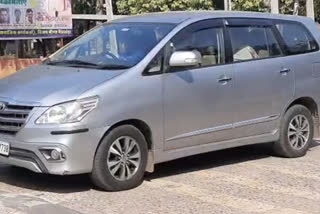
[280,68,291,74]
[218,76,232,84]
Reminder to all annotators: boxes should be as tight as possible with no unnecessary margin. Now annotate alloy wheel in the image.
[107,136,141,181]
[287,114,310,150]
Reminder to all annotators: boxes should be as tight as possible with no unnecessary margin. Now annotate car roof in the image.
[113,11,312,24]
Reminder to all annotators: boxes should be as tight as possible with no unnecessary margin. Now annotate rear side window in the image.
[276,22,318,55]
[228,26,282,62]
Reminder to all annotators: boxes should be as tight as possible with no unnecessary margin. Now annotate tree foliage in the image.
[232,0,318,21]
[72,0,320,23]
[279,0,306,16]
[315,0,320,22]
[72,0,97,14]
[116,0,214,15]
[232,0,268,12]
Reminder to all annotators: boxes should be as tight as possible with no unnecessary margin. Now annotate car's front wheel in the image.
[91,125,148,191]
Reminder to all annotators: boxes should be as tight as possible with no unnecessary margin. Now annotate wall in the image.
[0,58,41,79]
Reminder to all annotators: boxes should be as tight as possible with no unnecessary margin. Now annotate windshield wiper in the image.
[96,64,131,70]
[45,59,130,70]
[45,59,99,67]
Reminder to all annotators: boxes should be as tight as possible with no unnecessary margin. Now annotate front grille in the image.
[0,104,34,135]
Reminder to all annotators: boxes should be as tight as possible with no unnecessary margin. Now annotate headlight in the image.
[36,96,99,124]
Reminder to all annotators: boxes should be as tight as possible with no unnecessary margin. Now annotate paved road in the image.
[0,141,319,214]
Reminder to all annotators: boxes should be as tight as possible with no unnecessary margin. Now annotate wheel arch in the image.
[95,119,154,172]
[284,97,319,138]
[108,119,152,149]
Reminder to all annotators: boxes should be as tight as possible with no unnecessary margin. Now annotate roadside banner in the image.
[0,0,72,39]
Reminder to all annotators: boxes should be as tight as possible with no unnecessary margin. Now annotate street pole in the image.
[105,0,113,21]
[306,0,315,20]
[270,0,279,14]
[224,0,232,11]
[15,41,19,58]
[96,0,104,15]
[228,0,232,10]
[224,0,228,10]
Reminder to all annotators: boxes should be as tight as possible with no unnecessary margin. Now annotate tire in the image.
[91,125,148,191]
[273,105,313,158]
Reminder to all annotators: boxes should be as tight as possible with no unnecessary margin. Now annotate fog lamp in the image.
[51,149,61,160]
[40,148,66,162]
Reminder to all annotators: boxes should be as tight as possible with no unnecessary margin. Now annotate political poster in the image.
[0,0,73,39]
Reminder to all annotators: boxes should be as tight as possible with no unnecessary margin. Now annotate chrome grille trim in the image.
[0,116,26,123]
[1,109,31,115]
[0,104,34,136]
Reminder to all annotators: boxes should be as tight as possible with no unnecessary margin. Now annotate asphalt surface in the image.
[0,141,319,214]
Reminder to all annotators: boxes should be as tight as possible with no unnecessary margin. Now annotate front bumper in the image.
[0,148,45,173]
[0,125,108,175]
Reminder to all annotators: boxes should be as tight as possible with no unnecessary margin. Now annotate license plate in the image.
[0,141,10,156]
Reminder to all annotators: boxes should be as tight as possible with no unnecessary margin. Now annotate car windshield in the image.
[46,22,175,69]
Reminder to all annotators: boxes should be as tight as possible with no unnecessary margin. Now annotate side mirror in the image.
[169,51,201,67]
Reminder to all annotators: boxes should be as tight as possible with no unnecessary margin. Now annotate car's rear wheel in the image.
[91,125,148,191]
[273,105,313,158]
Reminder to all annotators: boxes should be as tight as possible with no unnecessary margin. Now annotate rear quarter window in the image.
[276,22,319,55]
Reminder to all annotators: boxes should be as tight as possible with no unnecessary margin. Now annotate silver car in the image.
[0,11,319,191]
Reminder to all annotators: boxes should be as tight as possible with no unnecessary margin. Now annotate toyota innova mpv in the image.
[0,11,320,191]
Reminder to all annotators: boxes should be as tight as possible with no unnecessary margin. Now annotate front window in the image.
[169,19,226,71]
[172,27,225,67]
[46,22,175,69]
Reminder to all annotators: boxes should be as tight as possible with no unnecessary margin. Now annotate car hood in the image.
[0,65,126,106]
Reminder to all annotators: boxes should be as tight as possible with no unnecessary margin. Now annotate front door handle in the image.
[280,68,291,74]
[218,76,232,84]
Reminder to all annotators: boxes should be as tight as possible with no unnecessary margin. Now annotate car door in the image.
[226,18,294,139]
[163,19,236,151]
[275,20,320,102]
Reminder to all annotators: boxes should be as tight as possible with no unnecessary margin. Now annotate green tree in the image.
[232,0,268,12]
[114,0,319,22]
[116,0,214,15]
[279,0,306,16]
[73,0,97,14]
[315,0,320,22]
